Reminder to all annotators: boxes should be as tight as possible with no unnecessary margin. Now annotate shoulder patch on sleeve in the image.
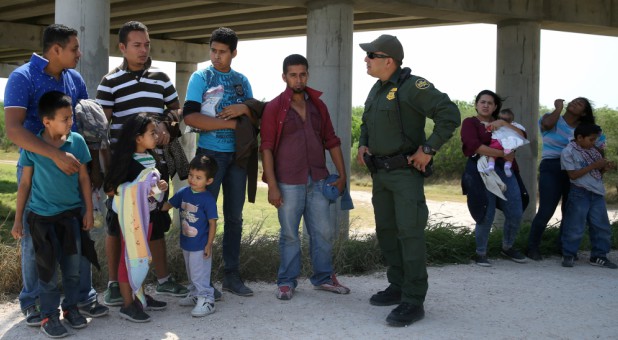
[415,78,431,90]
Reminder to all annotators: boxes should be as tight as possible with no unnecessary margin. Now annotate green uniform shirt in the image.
[359,67,460,156]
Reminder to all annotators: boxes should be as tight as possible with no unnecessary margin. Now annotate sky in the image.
[2,24,617,110]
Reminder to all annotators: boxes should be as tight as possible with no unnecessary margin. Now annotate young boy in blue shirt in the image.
[12,91,94,338]
[162,155,219,317]
[560,123,617,268]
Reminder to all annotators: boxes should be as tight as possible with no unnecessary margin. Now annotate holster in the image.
[374,154,409,171]
[363,153,378,174]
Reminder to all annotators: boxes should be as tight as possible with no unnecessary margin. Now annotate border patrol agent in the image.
[356,34,460,327]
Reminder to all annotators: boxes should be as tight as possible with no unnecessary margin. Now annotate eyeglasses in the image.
[366,52,391,59]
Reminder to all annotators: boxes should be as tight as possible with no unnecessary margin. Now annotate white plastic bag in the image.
[186,85,224,133]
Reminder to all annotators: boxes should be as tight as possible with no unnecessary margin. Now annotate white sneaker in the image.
[191,297,215,317]
[179,295,197,306]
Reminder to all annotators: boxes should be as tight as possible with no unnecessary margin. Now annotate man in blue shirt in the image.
[4,24,108,325]
[183,27,254,297]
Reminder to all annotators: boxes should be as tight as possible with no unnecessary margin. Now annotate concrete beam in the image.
[0,2,54,21]
[0,21,208,63]
[111,0,215,17]
[148,7,307,34]
[164,18,307,40]
[0,54,32,64]
[108,38,209,63]
[111,3,288,28]
[0,63,19,78]
[226,0,618,36]
[0,22,42,52]
[164,12,424,40]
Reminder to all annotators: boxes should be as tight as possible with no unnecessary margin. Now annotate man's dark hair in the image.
[189,155,218,180]
[210,27,238,52]
[282,54,309,74]
[574,123,602,139]
[38,91,72,121]
[119,21,148,45]
[42,24,78,53]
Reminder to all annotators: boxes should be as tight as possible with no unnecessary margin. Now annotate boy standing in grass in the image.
[162,155,219,317]
[12,91,94,338]
[560,123,617,269]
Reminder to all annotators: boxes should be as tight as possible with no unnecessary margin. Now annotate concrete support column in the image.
[55,0,110,99]
[174,61,198,165]
[496,20,541,221]
[306,0,353,239]
[172,62,198,228]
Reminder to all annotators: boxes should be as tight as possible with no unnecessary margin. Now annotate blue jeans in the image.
[475,166,523,255]
[16,165,96,312]
[561,186,611,257]
[277,177,333,287]
[196,148,247,272]
[528,158,570,250]
[34,216,82,318]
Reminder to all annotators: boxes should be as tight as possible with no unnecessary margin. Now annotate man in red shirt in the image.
[260,54,350,300]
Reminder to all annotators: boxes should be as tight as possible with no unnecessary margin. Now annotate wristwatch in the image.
[422,145,436,155]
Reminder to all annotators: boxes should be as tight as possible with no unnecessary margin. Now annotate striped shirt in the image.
[133,152,158,210]
[96,58,178,147]
[133,152,156,169]
[540,115,606,160]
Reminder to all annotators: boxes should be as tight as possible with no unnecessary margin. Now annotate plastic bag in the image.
[186,85,224,133]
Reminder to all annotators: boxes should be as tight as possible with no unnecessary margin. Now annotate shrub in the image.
[4,219,616,297]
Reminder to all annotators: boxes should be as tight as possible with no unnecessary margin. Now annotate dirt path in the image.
[2,254,617,339]
[349,189,618,231]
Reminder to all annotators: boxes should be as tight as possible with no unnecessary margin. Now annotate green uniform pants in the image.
[372,168,429,305]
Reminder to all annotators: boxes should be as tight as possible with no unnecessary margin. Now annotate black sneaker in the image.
[144,294,167,311]
[222,271,254,296]
[119,300,151,323]
[369,286,402,306]
[501,247,527,263]
[78,300,109,317]
[526,248,543,261]
[62,307,87,329]
[562,256,575,267]
[41,313,68,338]
[589,256,618,269]
[386,302,425,327]
[475,254,491,267]
[24,305,42,326]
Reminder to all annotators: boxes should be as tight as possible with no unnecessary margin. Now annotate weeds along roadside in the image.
[2,218,617,298]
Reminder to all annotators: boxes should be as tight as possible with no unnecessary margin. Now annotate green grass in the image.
[0,163,17,243]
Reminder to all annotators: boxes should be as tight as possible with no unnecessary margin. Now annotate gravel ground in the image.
[1,253,617,340]
[2,189,618,339]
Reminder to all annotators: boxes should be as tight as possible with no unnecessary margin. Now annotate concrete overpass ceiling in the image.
[0,0,616,64]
